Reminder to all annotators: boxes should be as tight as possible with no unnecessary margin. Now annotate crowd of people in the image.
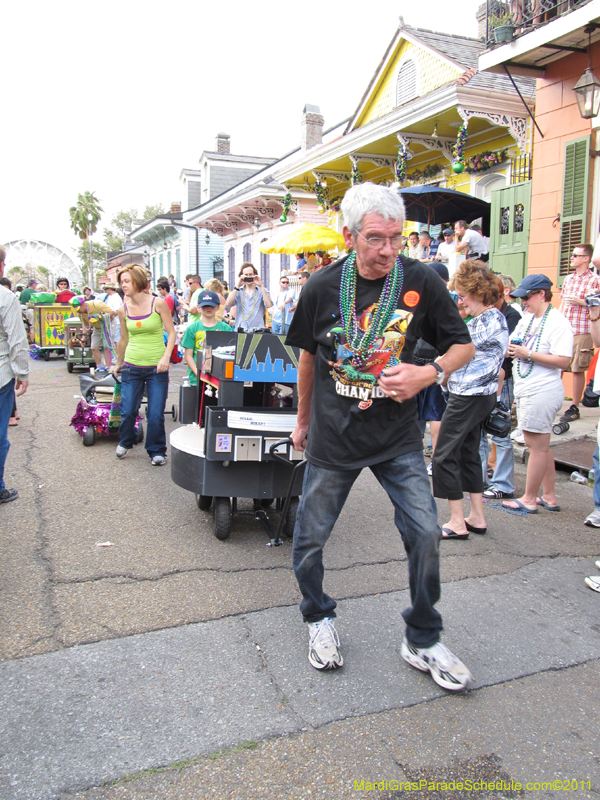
[2,182,600,691]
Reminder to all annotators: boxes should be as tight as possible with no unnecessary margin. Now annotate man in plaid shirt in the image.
[559,243,600,422]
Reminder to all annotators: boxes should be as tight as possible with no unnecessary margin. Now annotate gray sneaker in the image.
[401,636,472,692]
[115,445,129,459]
[307,617,343,670]
[151,455,166,466]
[584,509,600,528]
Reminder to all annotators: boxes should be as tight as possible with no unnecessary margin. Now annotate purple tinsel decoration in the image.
[29,345,43,360]
[70,400,142,438]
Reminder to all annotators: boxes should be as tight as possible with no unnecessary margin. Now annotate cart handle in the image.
[269,438,295,464]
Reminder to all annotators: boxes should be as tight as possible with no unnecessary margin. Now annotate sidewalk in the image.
[2,558,599,799]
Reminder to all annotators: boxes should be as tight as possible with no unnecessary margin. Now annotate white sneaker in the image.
[510,428,525,444]
[115,445,129,459]
[151,455,166,466]
[596,559,600,570]
[427,462,433,476]
[584,575,600,593]
[307,617,343,670]
[401,636,472,692]
[584,510,600,528]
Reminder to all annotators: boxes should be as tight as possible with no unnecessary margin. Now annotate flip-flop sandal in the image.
[441,526,469,540]
[537,497,561,512]
[501,499,538,514]
[465,522,487,534]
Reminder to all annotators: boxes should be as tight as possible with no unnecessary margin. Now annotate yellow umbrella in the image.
[260,223,345,255]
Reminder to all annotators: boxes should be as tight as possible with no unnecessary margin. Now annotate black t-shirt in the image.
[285,256,472,470]
[501,301,521,380]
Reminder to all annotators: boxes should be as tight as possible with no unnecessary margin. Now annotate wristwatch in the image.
[431,361,445,385]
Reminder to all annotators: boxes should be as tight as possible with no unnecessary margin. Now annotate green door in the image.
[489,180,532,283]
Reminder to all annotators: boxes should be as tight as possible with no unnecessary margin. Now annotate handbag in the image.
[483,401,512,438]
[582,378,600,408]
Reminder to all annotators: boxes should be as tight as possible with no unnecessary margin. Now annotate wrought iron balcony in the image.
[485,0,592,48]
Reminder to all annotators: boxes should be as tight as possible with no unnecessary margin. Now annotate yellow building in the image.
[187,20,537,288]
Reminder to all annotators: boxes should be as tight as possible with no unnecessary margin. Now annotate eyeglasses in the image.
[523,291,540,300]
[355,231,404,249]
[280,280,289,284]
[571,253,588,259]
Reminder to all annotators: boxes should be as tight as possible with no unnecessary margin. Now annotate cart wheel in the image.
[82,426,95,447]
[260,498,274,508]
[42,351,50,361]
[171,404,177,421]
[195,494,212,511]
[284,497,299,539]
[213,497,232,540]
[67,361,74,373]
[136,423,144,443]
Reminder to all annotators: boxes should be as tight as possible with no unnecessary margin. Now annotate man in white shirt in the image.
[104,283,123,343]
[435,228,455,261]
[454,220,488,261]
[0,246,29,503]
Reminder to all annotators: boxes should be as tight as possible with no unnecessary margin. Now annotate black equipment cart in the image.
[170,331,305,544]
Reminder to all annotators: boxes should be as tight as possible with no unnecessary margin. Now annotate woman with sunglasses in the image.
[502,275,573,514]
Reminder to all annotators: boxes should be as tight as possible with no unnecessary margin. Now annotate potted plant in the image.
[491,11,515,43]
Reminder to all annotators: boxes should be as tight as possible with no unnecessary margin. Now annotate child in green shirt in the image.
[182,290,232,385]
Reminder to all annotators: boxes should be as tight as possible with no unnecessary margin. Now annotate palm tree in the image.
[69,191,103,285]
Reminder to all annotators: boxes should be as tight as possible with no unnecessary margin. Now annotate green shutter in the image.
[559,135,591,285]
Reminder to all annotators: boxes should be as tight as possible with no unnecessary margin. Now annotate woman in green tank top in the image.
[114,265,176,466]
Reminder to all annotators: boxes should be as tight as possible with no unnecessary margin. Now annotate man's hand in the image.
[378,363,437,402]
[291,422,309,451]
[15,379,28,397]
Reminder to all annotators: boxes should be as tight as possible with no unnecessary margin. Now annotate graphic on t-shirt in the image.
[327,305,412,408]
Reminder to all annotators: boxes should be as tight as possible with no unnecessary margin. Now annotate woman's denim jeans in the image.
[119,366,168,457]
[292,450,443,648]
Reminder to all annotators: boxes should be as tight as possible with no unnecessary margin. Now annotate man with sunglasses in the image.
[558,243,600,423]
[271,275,295,335]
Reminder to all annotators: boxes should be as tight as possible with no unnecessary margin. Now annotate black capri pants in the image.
[432,392,497,500]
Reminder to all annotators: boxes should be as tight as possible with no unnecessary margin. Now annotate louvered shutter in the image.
[558,135,591,285]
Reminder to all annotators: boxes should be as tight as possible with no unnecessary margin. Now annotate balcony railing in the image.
[485,0,591,47]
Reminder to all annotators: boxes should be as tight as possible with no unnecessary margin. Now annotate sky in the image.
[2,0,484,263]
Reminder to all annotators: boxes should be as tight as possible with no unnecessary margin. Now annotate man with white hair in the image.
[286,183,475,691]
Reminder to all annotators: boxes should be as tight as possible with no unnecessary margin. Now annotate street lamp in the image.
[205,233,210,245]
[574,26,600,119]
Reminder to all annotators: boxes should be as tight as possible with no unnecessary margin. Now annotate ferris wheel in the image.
[2,239,81,287]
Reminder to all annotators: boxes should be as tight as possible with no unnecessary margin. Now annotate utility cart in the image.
[31,302,77,361]
[64,317,96,373]
[170,330,305,543]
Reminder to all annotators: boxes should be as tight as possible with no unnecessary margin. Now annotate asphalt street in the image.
[1,356,599,800]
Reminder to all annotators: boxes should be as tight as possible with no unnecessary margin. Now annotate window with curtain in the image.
[280,254,290,272]
[260,250,270,291]
[242,242,252,263]
[228,247,235,289]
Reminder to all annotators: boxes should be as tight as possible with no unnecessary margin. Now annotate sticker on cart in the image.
[215,434,232,453]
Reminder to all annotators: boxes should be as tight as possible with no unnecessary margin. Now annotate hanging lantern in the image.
[452,160,465,174]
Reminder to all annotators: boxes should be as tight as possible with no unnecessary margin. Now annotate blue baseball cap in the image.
[510,274,553,297]
[197,290,220,308]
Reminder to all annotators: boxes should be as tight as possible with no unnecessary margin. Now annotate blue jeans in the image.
[0,379,15,492]
[119,366,168,457]
[479,379,515,495]
[594,444,600,509]
[293,450,443,648]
